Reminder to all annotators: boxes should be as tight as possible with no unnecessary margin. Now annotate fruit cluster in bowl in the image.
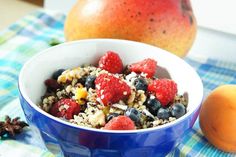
[39,51,187,130]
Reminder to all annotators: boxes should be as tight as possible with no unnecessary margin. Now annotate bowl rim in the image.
[18,39,204,134]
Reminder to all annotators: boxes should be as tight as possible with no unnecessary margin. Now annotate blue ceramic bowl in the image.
[18,39,203,157]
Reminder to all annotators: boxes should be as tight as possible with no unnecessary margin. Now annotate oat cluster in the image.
[39,65,187,130]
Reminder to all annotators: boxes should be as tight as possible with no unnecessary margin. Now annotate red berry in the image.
[45,79,61,91]
[104,116,135,130]
[95,73,131,105]
[129,58,157,78]
[148,79,177,106]
[49,98,80,120]
[98,51,123,74]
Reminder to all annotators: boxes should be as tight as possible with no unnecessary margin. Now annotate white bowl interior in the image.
[19,39,203,132]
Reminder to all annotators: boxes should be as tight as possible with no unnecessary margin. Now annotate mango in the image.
[64,0,197,57]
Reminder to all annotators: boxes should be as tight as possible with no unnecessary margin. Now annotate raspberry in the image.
[104,115,135,130]
[129,58,157,78]
[98,51,123,74]
[148,79,177,106]
[95,73,131,105]
[49,98,80,120]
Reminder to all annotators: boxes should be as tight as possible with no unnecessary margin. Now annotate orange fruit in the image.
[199,85,236,152]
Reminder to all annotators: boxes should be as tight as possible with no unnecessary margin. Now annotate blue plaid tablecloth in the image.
[0,10,236,157]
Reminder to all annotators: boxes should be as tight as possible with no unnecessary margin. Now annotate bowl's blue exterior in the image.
[19,91,200,157]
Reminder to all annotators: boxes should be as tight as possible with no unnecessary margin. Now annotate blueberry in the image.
[52,69,65,80]
[171,103,186,118]
[145,98,161,116]
[78,76,87,86]
[157,108,170,120]
[125,108,141,124]
[85,75,96,89]
[106,113,119,122]
[134,78,148,91]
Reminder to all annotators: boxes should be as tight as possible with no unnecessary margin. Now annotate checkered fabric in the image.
[0,10,236,157]
[0,10,65,106]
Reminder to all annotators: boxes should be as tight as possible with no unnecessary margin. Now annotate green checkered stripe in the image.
[0,10,65,106]
[171,56,236,157]
[0,10,236,157]
[0,10,64,157]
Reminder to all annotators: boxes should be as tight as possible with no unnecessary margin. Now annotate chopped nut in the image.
[71,79,78,87]
[65,85,73,93]
[88,110,106,127]
[109,107,124,115]
[169,117,176,122]
[58,75,67,83]
[127,90,135,106]
[127,90,146,108]
[152,119,162,127]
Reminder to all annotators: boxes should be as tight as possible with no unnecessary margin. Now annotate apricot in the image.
[199,85,236,152]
